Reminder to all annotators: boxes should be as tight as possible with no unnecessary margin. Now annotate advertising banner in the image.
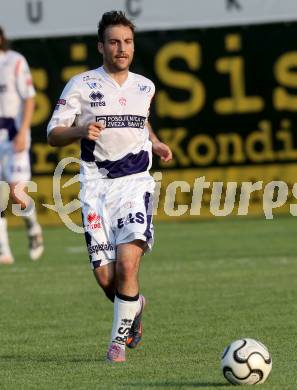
[5,21,297,224]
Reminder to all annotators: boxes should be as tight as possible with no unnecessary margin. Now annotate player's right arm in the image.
[48,123,105,146]
[47,76,104,146]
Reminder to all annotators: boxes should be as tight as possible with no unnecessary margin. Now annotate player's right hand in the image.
[83,122,105,141]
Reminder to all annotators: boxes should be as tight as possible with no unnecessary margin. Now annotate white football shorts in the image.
[80,172,155,269]
[0,144,31,183]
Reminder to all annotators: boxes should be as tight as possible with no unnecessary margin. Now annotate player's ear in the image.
[98,42,104,55]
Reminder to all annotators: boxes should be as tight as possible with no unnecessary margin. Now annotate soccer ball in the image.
[221,338,272,385]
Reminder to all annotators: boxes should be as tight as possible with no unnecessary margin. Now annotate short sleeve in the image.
[147,82,155,118]
[15,55,36,99]
[47,77,81,135]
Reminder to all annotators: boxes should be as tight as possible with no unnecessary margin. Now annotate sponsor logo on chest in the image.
[138,84,152,93]
[95,115,146,129]
[89,91,106,107]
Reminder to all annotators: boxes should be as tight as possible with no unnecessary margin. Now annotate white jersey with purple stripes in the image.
[0,50,35,145]
[47,66,155,179]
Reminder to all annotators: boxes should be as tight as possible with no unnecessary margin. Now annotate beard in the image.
[105,55,133,73]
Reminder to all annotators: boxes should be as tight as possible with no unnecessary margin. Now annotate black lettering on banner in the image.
[125,0,142,17]
[26,0,43,23]
[226,0,242,10]
[4,20,297,225]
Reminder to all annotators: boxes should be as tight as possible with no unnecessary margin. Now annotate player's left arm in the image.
[147,121,172,162]
[13,96,35,153]
[14,56,35,153]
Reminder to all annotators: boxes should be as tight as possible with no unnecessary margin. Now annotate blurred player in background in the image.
[0,26,44,264]
[47,11,172,362]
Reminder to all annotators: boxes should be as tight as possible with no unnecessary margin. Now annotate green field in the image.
[1,217,297,389]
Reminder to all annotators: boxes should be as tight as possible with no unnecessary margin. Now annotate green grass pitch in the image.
[1,217,297,389]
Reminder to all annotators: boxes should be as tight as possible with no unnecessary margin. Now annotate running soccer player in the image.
[47,11,172,362]
[0,26,44,264]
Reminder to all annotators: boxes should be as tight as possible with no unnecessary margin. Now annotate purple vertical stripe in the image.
[144,192,153,241]
[81,139,96,162]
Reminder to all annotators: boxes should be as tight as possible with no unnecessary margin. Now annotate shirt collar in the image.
[97,66,133,89]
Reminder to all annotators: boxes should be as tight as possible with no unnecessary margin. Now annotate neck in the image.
[103,65,129,86]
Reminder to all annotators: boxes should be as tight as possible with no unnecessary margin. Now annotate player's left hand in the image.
[13,132,27,153]
[152,141,172,162]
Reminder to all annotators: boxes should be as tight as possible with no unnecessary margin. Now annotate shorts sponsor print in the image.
[117,212,145,228]
[87,242,114,256]
[85,211,102,231]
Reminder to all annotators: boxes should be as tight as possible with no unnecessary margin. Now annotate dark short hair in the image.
[97,10,135,42]
[0,26,8,51]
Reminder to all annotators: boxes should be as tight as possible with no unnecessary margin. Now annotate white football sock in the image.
[135,296,142,316]
[23,204,42,236]
[0,217,13,256]
[110,294,139,347]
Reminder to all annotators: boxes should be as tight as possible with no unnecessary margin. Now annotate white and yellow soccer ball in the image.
[221,338,272,385]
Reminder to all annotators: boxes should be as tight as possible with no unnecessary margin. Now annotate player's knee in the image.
[116,260,138,281]
[93,268,114,290]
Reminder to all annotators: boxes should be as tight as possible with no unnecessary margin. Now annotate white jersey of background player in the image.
[0,27,44,264]
[47,11,172,363]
